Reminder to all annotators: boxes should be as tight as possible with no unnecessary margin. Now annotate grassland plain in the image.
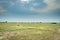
[0,22,60,40]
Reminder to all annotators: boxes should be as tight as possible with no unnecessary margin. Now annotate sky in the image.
[0,0,60,22]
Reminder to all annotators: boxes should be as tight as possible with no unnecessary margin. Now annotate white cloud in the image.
[29,0,60,13]
[20,0,31,3]
[32,3,39,6]
[0,7,7,13]
[43,0,60,10]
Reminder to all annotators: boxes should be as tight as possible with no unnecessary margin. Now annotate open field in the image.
[0,22,60,40]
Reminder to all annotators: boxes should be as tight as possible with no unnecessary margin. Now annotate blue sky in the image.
[0,0,60,22]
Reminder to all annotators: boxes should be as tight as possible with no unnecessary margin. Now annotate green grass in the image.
[0,23,60,40]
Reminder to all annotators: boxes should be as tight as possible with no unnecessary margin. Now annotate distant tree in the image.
[40,22,42,23]
[5,21,7,23]
[51,22,57,24]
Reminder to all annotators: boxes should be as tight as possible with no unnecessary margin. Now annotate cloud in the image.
[29,0,60,13]
[20,0,31,4]
[43,0,60,10]
[32,3,40,6]
[0,7,7,13]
